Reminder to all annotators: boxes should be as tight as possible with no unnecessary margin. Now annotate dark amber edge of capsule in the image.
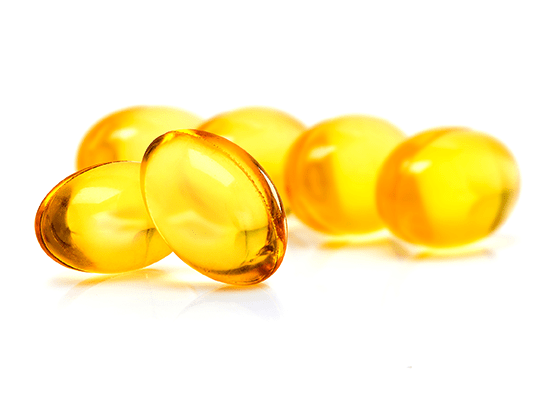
[142,129,288,286]
[34,161,139,273]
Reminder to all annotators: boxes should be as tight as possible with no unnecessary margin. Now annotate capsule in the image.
[376,127,520,247]
[76,106,202,170]
[141,129,287,285]
[198,107,306,210]
[35,162,172,273]
[284,115,406,235]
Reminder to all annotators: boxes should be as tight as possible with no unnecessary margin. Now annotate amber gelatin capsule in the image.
[376,127,520,247]
[76,106,202,169]
[198,107,306,210]
[284,115,406,235]
[35,162,172,273]
[141,129,287,285]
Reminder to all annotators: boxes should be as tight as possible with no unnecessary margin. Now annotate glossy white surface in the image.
[2,1,541,398]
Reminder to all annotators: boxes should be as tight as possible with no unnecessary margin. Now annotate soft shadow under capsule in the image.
[141,129,288,285]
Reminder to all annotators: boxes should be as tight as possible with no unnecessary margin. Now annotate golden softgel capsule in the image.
[141,129,287,285]
[284,115,406,235]
[35,162,172,273]
[198,107,306,210]
[376,127,520,247]
[77,106,202,170]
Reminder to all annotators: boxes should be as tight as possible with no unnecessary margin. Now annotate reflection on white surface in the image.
[49,263,280,320]
[180,285,280,320]
[8,205,540,400]
[288,215,514,261]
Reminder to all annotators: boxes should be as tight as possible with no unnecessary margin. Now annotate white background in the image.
[1,0,541,398]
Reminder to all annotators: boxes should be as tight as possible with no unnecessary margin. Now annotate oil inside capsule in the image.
[141,129,287,285]
[77,106,202,170]
[198,107,306,210]
[284,115,406,235]
[35,161,172,273]
[376,127,520,247]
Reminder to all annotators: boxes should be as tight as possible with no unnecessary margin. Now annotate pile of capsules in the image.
[35,106,520,285]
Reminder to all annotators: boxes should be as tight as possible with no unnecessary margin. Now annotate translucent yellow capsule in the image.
[35,162,172,273]
[141,129,287,285]
[76,106,202,170]
[376,127,520,247]
[284,115,406,235]
[198,107,306,210]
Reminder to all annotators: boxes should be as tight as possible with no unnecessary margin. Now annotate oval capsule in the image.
[376,127,520,247]
[198,107,306,210]
[284,115,406,235]
[35,162,172,273]
[141,129,287,285]
[76,106,202,169]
